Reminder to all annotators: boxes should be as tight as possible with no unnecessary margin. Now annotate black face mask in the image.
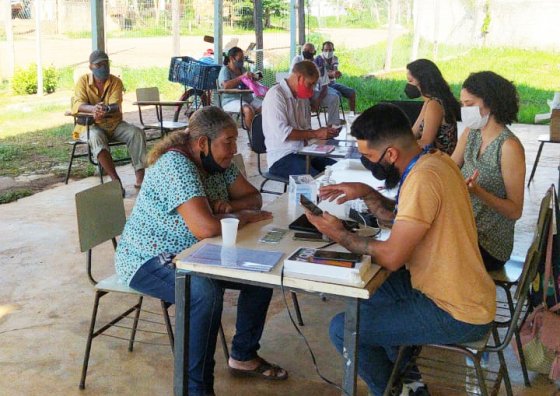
[200,138,227,175]
[360,150,401,190]
[302,51,315,60]
[404,83,421,99]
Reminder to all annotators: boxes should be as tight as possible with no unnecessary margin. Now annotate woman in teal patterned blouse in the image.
[452,71,526,271]
[115,107,288,395]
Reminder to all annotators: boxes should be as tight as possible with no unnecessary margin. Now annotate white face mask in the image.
[461,106,489,130]
[322,51,334,59]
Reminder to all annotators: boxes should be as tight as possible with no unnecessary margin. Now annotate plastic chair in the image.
[248,113,288,196]
[76,181,174,389]
[135,87,188,136]
[383,191,553,396]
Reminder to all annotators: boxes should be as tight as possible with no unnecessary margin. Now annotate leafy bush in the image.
[12,64,58,95]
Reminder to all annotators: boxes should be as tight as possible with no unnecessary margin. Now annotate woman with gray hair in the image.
[115,106,288,395]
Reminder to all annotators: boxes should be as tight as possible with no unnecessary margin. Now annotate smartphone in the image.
[300,195,323,216]
[293,232,324,242]
[313,250,362,262]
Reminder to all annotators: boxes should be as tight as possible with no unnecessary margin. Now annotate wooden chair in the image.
[383,190,553,396]
[76,181,174,389]
[135,87,188,137]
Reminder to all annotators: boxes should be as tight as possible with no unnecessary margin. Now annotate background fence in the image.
[1,0,559,86]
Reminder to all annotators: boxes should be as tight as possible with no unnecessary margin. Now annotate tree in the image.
[238,0,288,29]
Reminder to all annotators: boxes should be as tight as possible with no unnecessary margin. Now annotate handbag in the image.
[514,187,560,380]
[240,75,268,98]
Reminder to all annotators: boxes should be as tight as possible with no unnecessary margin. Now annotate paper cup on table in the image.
[221,218,240,247]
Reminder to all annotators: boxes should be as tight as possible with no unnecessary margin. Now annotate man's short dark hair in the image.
[351,103,415,148]
[322,41,334,51]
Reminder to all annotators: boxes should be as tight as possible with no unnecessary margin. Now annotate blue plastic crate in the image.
[168,56,222,91]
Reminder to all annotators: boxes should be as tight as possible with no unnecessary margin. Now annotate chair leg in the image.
[65,144,79,184]
[316,112,322,127]
[383,345,408,396]
[79,290,106,390]
[161,300,175,351]
[527,142,545,187]
[502,285,531,387]
[291,291,304,326]
[219,323,230,362]
[493,327,513,396]
[128,296,144,352]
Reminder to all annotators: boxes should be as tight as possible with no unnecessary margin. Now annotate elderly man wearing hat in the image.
[71,50,147,193]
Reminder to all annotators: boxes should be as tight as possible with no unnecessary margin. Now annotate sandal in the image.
[228,357,288,381]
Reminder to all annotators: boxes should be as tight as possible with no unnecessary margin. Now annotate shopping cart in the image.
[168,56,222,122]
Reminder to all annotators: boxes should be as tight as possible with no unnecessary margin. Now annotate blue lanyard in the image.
[394,147,430,216]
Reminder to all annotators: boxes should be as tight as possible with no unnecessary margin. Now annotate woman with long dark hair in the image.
[405,58,461,155]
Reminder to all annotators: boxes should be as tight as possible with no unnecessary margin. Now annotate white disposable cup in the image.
[221,218,240,247]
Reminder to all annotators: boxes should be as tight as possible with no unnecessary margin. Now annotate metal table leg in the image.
[174,271,190,396]
[342,298,360,396]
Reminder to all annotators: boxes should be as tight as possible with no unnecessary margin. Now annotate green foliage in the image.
[237,0,288,28]
[11,64,59,95]
[481,0,491,36]
[0,189,33,204]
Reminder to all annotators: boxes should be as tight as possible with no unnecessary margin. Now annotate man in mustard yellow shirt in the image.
[72,50,146,192]
[306,103,496,396]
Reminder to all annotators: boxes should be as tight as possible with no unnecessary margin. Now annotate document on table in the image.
[185,244,283,272]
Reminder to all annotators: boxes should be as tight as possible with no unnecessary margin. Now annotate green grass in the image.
[0,124,93,177]
[0,189,33,204]
[332,46,560,123]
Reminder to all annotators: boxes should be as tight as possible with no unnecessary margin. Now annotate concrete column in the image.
[91,0,105,51]
[213,0,223,65]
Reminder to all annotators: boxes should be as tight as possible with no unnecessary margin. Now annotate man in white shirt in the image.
[262,61,340,179]
[290,43,341,127]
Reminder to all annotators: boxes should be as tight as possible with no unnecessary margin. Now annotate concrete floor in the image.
[1,119,560,395]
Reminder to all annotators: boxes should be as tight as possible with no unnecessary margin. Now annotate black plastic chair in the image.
[249,113,289,196]
[382,100,424,126]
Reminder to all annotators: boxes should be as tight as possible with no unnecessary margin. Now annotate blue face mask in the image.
[92,65,109,80]
[235,60,244,69]
[200,138,227,175]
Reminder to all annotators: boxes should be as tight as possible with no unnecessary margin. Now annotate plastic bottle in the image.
[317,166,335,203]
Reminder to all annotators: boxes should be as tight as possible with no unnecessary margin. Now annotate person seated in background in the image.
[405,58,460,155]
[291,42,341,127]
[218,46,262,129]
[452,71,525,271]
[115,107,287,396]
[315,41,357,116]
[262,60,340,179]
[305,103,495,396]
[72,49,147,194]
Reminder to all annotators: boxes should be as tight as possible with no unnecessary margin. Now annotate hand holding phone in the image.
[300,195,323,216]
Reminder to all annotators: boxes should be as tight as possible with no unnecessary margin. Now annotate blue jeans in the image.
[129,255,274,396]
[269,153,336,179]
[329,82,356,99]
[329,269,491,396]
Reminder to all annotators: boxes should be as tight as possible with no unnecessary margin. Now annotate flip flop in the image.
[228,358,288,381]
